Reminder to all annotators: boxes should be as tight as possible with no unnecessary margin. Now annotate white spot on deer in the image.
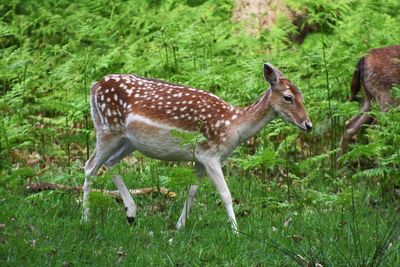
[182,101,187,104]
[232,114,238,120]
[138,81,143,86]
[180,106,187,111]
[106,98,111,102]
[113,117,118,123]
[114,94,118,101]
[105,89,109,93]
[111,88,115,92]
[159,97,164,100]
[105,76,110,82]
[201,108,206,113]
[207,114,212,118]
[225,120,231,126]
[173,107,178,111]
[173,116,179,120]
[166,101,171,105]
[106,109,112,117]
[166,109,171,114]
[100,95,104,101]
[222,137,227,142]
[188,100,193,104]
[180,114,186,118]
[215,120,221,127]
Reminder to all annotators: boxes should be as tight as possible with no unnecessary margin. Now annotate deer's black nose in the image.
[305,121,313,131]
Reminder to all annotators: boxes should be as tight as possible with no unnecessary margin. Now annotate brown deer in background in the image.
[340,45,400,154]
[83,64,312,232]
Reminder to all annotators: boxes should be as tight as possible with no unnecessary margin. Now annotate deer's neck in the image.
[236,89,276,142]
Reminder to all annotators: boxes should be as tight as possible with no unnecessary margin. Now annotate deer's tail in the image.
[349,56,365,101]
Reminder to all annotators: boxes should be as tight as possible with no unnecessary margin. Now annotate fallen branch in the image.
[25,182,177,199]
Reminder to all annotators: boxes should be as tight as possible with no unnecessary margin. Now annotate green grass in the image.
[1,165,399,266]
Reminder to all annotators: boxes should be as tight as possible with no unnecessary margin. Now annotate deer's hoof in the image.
[127,216,135,224]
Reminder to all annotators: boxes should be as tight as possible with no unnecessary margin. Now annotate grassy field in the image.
[1,0,400,265]
[1,165,399,266]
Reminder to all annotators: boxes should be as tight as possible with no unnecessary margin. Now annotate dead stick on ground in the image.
[25,182,177,199]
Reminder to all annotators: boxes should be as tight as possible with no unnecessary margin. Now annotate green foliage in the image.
[233,148,277,170]
[170,128,207,153]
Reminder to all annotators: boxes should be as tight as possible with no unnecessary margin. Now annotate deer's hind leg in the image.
[104,138,136,167]
[340,93,373,154]
[83,131,123,222]
[100,138,138,224]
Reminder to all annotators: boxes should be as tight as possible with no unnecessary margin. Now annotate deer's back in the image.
[363,45,400,108]
[91,74,244,143]
[364,46,400,89]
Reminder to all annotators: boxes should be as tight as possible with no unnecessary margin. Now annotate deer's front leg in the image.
[203,159,238,233]
[176,163,205,230]
[176,184,200,230]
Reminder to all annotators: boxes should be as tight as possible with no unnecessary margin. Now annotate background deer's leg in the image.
[346,97,372,135]
[203,159,238,232]
[82,132,122,222]
[346,113,374,137]
[339,97,372,155]
[176,163,205,230]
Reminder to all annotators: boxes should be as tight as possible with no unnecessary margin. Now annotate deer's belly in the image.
[125,115,194,161]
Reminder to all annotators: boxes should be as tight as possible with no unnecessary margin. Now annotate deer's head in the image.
[263,63,312,132]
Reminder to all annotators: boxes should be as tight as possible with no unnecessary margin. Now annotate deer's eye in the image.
[283,95,293,104]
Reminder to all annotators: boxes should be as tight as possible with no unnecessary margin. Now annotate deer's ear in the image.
[263,63,283,87]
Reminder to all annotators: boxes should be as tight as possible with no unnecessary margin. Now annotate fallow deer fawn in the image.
[83,63,312,232]
[340,45,400,153]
